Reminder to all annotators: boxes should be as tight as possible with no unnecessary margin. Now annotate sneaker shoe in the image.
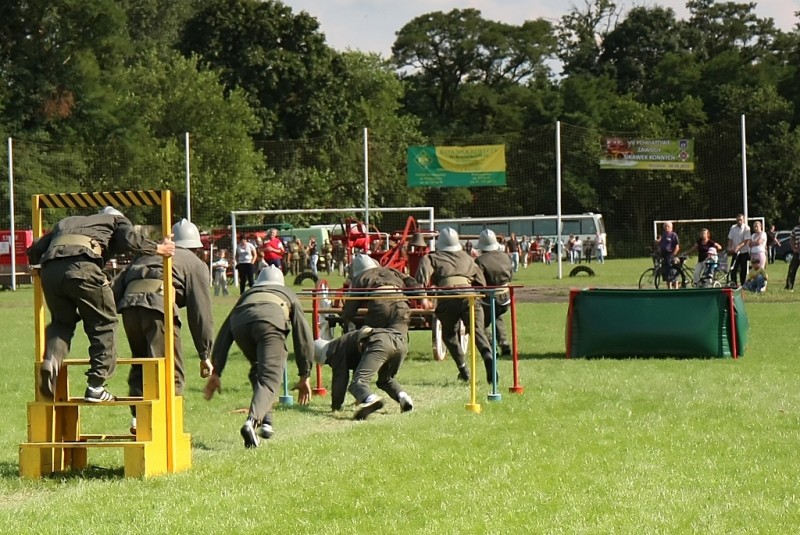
[354,395,384,421]
[457,367,470,382]
[84,386,116,403]
[240,419,260,448]
[398,392,414,413]
[129,417,137,435]
[39,359,57,398]
[258,422,274,440]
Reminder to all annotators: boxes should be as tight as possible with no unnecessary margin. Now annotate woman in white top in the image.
[748,220,767,268]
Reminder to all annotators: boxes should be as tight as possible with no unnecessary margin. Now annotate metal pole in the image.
[363,127,369,227]
[740,115,748,222]
[556,121,563,279]
[8,138,16,290]
[185,132,191,221]
[231,212,238,290]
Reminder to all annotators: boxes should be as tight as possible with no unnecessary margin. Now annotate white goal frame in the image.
[228,206,435,286]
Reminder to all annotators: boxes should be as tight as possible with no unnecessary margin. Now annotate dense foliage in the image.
[1,0,799,251]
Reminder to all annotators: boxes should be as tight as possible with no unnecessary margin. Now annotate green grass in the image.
[1,258,798,534]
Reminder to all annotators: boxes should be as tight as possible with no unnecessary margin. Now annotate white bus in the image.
[421,213,607,256]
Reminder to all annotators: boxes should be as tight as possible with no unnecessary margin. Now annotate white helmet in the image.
[436,228,462,252]
[99,206,123,217]
[314,338,330,364]
[707,248,719,258]
[172,218,202,249]
[349,253,379,278]
[254,265,285,287]
[476,229,503,252]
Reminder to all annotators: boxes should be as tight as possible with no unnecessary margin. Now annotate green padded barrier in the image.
[566,288,748,358]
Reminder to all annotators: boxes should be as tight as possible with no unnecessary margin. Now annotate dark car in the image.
[775,230,794,262]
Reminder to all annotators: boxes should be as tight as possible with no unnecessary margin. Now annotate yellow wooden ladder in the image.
[19,190,192,478]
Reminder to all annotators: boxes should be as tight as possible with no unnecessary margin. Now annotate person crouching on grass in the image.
[743,257,768,293]
[203,265,314,448]
[314,326,413,420]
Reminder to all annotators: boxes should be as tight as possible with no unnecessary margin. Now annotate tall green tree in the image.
[178,0,347,140]
[0,0,132,142]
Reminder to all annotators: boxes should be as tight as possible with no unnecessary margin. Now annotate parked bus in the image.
[421,213,607,257]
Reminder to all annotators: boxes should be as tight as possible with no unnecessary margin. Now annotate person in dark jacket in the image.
[112,219,214,433]
[474,229,514,356]
[203,266,314,448]
[314,326,413,420]
[415,228,495,384]
[341,253,423,336]
[27,206,175,403]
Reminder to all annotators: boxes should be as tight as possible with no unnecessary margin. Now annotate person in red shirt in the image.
[263,228,285,270]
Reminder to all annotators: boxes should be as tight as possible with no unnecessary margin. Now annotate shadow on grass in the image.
[0,460,125,481]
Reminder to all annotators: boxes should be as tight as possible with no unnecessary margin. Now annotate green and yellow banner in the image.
[600,137,695,171]
[407,145,507,187]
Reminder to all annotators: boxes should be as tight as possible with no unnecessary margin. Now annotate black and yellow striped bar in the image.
[36,190,163,210]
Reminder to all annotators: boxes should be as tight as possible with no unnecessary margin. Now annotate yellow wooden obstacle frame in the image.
[19,190,192,478]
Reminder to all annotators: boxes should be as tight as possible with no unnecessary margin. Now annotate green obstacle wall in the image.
[565,288,749,359]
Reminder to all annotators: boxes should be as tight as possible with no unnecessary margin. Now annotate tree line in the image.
[1,0,799,254]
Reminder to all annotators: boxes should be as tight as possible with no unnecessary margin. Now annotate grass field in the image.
[1,257,798,534]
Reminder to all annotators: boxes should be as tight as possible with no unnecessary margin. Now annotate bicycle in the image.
[638,254,692,289]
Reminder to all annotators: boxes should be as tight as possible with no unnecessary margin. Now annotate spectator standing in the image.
[235,236,257,294]
[505,232,520,272]
[27,207,175,402]
[594,232,606,264]
[211,249,230,297]
[571,236,583,264]
[262,228,285,270]
[656,221,680,289]
[784,216,800,290]
[727,214,751,287]
[307,237,319,276]
[767,224,779,265]
[748,220,767,268]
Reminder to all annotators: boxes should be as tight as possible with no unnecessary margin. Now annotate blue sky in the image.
[282,0,799,57]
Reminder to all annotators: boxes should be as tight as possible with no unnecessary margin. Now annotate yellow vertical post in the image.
[465,294,482,413]
[160,191,178,472]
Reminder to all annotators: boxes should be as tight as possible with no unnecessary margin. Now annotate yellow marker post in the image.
[465,294,482,413]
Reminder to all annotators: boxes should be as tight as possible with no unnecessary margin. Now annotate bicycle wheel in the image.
[638,267,660,289]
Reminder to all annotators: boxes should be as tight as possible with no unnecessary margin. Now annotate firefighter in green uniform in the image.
[341,253,423,334]
[415,228,496,384]
[112,219,215,433]
[314,326,413,420]
[27,206,175,402]
[203,266,314,448]
[474,229,514,356]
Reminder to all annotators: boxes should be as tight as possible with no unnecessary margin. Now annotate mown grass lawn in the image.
[0,257,797,534]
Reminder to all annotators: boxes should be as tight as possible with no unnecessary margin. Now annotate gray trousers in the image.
[348,332,407,403]
[40,258,117,388]
[232,320,288,425]
[122,307,185,414]
[482,302,510,349]
[436,297,492,368]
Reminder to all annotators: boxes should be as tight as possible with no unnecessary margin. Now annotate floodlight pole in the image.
[8,137,16,290]
[185,132,191,221]
[556,121,563,279]
[363,128,369,227]
[740,115,748,222]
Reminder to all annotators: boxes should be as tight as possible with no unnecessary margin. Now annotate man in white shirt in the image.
[726,214,751,287]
